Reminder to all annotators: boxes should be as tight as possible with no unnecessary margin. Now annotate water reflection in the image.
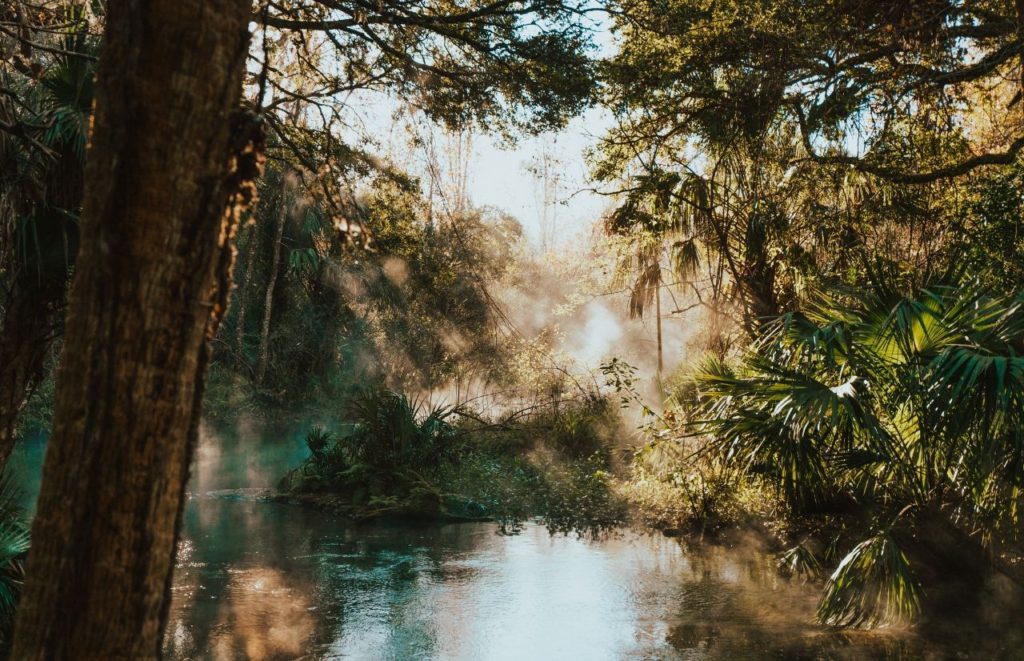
[7,431,46,514]
[9,423,1023,659]
[168,493,933,660]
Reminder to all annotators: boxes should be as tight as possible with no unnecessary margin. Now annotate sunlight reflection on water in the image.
[8,423,1017,660]
[166,497,938,660]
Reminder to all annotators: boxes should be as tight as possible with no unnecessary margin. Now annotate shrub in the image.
[343,388,461,472]
[0,476,30,653]
[305,426,332,459]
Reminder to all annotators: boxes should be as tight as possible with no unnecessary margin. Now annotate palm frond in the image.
[818,532,921,628]
[779,542,821,581]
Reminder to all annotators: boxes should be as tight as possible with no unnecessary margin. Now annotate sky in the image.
[451,108,616,248]
[356,101,617,250]
[332,15,621,251]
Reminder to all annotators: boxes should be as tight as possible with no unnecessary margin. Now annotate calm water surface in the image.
[9,421,1022,660]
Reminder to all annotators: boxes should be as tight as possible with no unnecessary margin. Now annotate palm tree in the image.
[690,270,1024,626]
[606,135,809,375]
[607,170,702,374]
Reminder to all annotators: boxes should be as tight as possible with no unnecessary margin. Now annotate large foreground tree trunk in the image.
[11,0,259,656]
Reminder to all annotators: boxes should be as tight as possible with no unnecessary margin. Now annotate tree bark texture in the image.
[11,0,259,657]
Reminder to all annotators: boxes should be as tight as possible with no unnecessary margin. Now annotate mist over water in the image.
[167,490,899,660]
[177,426,1024,660]
[9,420,1024,659]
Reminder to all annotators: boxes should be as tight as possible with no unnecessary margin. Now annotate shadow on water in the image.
[9,422,1024,659]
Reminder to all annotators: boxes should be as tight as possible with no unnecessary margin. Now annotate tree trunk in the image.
[0,126,85,469]
[257,181,288,382]
[0,267,61,466]
[10,0,259,657]
[233,222,260,355]
[655,278,663,375]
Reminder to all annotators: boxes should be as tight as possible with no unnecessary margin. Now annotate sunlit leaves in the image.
[778,542,821,582]
[818,533,921,628]
[694,278,1024,551]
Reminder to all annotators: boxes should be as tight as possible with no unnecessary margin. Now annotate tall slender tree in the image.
[0,9,95,467]
[10,0,260,656]
[257,175,291,383]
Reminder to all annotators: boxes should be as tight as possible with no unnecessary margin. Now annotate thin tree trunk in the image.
[0,270,60,466]
[11,0,259,656]
[655,278,663,375]
[234,222,260,354]
[0,135,84,469]
[257,181,288,382]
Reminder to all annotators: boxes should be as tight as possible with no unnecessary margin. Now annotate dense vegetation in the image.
[3,0,1024,654]
[277,388,628,535]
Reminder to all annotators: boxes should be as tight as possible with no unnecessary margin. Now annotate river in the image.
[8,421,1023,659]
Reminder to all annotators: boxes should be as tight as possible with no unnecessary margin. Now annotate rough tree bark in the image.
[10,0,260,657]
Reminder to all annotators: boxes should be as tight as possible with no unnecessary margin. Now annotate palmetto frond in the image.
[0,475,29,640]
[817,532,921,628]
[779,542,821,581]
[628,257,661,320]
[695,275,1024,627]
[695,350,888,506]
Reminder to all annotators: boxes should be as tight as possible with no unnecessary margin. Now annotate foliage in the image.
[433,451,545,531]
[623,438,759,534]
[0,475,30,651]
[818,533,921,628]
[778,542,821,583]
[0,6,94,281]
[595,0,1024,339]
[953,163,1024,295]
[602,0,1024,182]
[1,6,95,450]
[534,397,616,459]
[280,388,462,495]
[684,273,1024,625]
[342,389,460,474]
[280,386,629,536]
[533,453,627,536]
[304,426,332,461]
[223,159,524,407]
[256,0,597,136]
